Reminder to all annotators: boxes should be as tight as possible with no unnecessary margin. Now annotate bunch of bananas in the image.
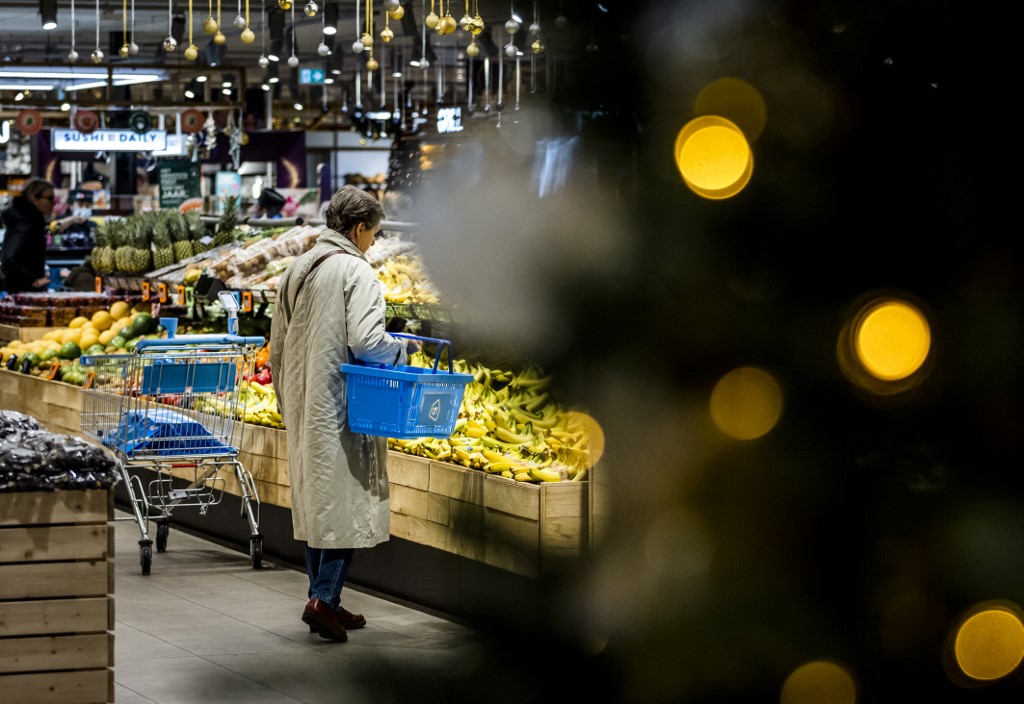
[375,255,442,304]
[387,352,593,483]
[198,380,283,428]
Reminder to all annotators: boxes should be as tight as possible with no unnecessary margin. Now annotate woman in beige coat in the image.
[270,186,418,642]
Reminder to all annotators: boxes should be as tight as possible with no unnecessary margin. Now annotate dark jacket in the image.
[1,195,47,293]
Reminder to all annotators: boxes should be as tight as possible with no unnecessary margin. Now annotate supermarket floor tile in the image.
[112,509,480,704]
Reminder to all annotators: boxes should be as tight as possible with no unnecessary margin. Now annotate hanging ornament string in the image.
[241,0,254,42]
[130,0,138,54]
[185,0,199,60]
[215,0,227,44]
[288,0,299,66]
[68,0,78,62]
[120,0,129,57]
[163,0,176,51]
[92,0,103,63]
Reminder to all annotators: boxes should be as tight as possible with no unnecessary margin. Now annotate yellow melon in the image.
[61,328,82,345]
[79,332,100,349]
[109,301,131,320]
[98,329,117,345]
[91,310,114,331]
[68,316,90,329]
[43,330,64,342]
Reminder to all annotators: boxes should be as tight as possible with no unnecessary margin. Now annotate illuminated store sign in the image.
[51,129,168,152]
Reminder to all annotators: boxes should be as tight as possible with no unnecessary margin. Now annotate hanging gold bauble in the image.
[531,39,544,54]
[366,57,379,71]
[214,31,227,44]
[470,15,484,35]
[119,44,130,58]
[458,13,472,31]
[380,27,394,42]
[388,5,404,20]
[465,41,479,57]
[438,14,456,34]
[184,44,199,61]
[360,32,374,47]
[203,16,218,34]
[241,28,256,43]
[278,0,292,8]
[425,11,439,28]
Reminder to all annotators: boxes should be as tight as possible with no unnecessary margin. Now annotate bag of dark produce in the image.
[0,411,41,438]
[0,418,121,492]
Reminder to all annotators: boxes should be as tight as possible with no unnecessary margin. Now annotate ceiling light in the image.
[0,83,53,90]
[196,75,208,82]
[294,102,303,110]
[40,0,58,30]
[60,102,71,111]
[184,88,195,98]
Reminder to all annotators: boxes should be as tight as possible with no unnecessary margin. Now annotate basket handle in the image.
[134,335,266,351]
[389,333,453,374]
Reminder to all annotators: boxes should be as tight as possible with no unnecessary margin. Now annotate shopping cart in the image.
[79,332,266,574]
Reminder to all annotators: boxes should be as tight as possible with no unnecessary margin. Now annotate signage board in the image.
[158,160,201,208]
[299,68,325,85]
[436,107,463,134]
[51,128,168,152]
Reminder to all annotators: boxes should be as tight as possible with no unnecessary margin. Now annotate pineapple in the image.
[151,211,175,270]
[170,211,195,262]
[213,196,240,247]
[111,219,133,272]
[186,210,212,254]
[91,221,116,274]
[130,218,153,273]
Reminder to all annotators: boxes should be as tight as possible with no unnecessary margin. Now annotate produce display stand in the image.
[0,323,63,344]
[0,489,115,704]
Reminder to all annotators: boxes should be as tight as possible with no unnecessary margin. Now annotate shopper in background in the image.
[1,177,57,292]
[253,188,286,219]
[269,185,419,642]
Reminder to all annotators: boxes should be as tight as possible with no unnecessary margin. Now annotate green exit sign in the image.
[300,68,325,85]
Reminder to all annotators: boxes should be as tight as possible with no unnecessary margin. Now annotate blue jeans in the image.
[305,545,355,609]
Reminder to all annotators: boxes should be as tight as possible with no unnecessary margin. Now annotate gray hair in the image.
[324,185,384,236]
[22,177,55,200]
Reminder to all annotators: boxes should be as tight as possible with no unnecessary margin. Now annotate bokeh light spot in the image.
[709,367,782,440]
[954,606,1024,681]
[694,77,768,142]
[781,660,857,704]
[643,508,714,581]
[674,115,753,200]
[854,300,931,381]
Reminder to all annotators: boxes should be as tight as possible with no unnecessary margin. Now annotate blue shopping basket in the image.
[340,334,473,439]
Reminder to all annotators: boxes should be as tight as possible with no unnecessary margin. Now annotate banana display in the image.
[376,254,442,305]
[197,379,285,429]
[387,351,593,483]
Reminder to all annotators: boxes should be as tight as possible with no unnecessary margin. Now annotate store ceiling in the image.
[0,0,585,119]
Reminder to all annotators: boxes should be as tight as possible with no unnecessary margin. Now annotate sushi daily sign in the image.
[51,128,168,152]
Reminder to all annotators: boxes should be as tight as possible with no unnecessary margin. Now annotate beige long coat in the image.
[269,229,406,549]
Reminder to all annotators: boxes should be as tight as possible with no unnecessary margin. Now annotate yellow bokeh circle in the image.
[854,300,931,381]
[781,660,857,704]
[709,366,782,440]
[954,606,1024,681]
[674,115,753,200]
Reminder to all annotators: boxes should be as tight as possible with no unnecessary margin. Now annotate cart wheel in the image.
[155,521,169,553]
[250,536,263,570]
[140,544,153,575]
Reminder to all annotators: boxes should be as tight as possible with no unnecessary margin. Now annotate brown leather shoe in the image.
[301,598,348,642]
[337,606,366,630]
[307,605,367,632]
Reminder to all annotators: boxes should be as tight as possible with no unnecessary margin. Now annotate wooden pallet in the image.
[0,490,114,704]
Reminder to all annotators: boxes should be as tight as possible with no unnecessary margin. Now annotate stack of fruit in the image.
[0,301,158,382]
[375,253,442,305]
[386,352,593,483]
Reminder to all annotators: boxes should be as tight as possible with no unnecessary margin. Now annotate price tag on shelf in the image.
[141,281,151,302]
[157,282,168,303]
[176,285,186,306]
[94,276,102,294]
[241,291,253,313]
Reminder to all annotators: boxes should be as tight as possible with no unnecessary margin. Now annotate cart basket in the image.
[340,334,473,439]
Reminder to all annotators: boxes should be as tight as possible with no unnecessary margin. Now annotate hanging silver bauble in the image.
[418,57,429,69]
[129,41,140,55]
[529,22,540,35]
[258,53,270,67]
[288,54,300,67]
[317,41,330,56]
[458,14,473,31]
[504,42,517,57]
[163,35,177,52]
[304,0,318,16]
[555,14,567,29]
[67,49,79,63]
[233,13,247,29]
[91,48,104,63]
[504,18,520,34]
[383,0,401,11]
[352,40,364,53]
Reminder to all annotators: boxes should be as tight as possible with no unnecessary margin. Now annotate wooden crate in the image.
[388,452,589,578]
[0,324,61,343]
[0,490,115,704]
[0,368,83,437]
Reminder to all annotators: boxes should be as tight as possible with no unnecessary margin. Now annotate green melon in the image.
[58,342,82,360]
[110,336,127,349]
